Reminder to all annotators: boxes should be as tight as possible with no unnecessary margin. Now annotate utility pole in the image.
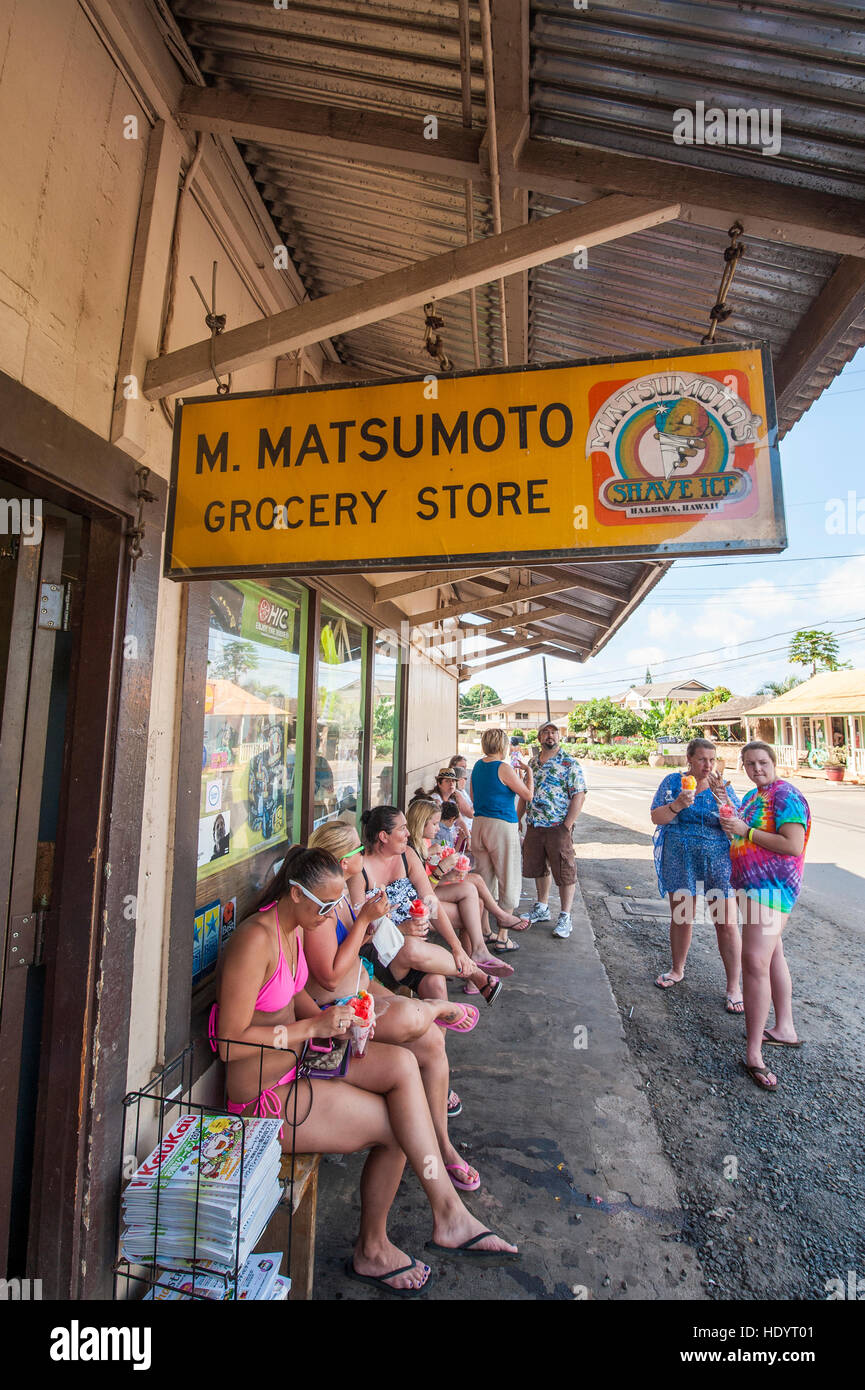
[542,656,551,724]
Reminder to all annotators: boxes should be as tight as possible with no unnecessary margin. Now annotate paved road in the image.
[573,758,865,1300]
[580,760,865,928]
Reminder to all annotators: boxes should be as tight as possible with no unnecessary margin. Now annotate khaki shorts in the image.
[522,823,577,886]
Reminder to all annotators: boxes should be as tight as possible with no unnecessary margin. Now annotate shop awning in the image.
[744,671,865,718]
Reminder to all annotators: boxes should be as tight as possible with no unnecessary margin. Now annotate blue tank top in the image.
[471,759,518,823]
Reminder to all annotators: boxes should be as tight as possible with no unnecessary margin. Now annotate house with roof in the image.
[612,678,713,713]
[744,671,865,779]
[460,698,574,737]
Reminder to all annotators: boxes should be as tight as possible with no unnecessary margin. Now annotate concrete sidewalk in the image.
[309,876,705,1300]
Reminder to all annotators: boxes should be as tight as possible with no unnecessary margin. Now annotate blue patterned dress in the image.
[651,773,740,898]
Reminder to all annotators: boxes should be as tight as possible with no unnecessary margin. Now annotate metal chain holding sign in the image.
[422,301,453,372]
[127,465,158,571]
[190,260,231,395]
[701,223,745,344]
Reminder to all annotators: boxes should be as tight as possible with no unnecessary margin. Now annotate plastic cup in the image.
[719,804,734,820]
[681,775,696,791]
[455,854,470,880]
[349,993,375,1057]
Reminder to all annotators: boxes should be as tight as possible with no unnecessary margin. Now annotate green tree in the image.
[459,683,501,717]
[757,674,803,698]
[209,637,259,684]
[568,697,641,741]
[373,695,395,757]
[788,629,850,677]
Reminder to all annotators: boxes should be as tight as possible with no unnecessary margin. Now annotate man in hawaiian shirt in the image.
[523,722,587,939]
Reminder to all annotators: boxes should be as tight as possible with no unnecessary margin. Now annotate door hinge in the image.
[38,582,69,631]
[8,911,46,968]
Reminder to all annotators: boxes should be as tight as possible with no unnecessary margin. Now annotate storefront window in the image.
[314,603,365,828]
[194,578,306,980]
[370,635,399,808]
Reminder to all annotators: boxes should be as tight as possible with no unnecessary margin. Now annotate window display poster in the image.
[220,897,237,951]
[192,906,205,980]
[198,579,301,886]
[202,899,221,973]
[198,810,231,868]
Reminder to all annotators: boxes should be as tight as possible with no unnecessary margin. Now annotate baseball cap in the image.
[538,721,559,735]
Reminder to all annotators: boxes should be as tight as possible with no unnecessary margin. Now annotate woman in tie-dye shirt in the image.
[720,742,810,1095]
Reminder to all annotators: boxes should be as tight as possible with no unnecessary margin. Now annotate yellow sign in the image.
[165,342,784,579]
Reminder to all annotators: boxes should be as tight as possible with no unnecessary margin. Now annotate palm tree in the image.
[757,674,803,698]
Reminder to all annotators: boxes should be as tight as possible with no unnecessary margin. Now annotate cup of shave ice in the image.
[719,803,735,823]
[681,774,696,791]
[408,898,430,934]
[349,991,375,1057]
[455,854,471,881]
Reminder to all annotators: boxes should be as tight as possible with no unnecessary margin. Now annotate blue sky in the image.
[462,346,865,705]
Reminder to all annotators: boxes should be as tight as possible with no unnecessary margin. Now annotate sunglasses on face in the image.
[289,880,348,916]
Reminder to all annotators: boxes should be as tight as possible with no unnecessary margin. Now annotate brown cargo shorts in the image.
[521,823,577,886]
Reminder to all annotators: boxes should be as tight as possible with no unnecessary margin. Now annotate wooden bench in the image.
[258,1153,320,1299]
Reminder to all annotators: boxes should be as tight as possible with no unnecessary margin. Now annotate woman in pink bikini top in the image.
[210,841,519,1291]
[211,844,356,1118]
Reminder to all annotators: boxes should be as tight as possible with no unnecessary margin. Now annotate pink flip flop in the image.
[477,956,515,978]
[462,982,480,995]
[435,1004,480,1034]
[446,1160,481,1192]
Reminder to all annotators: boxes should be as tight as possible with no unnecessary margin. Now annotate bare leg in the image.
[401,1025,473,1176]
[741,903,788,1084]
[435,879,489,957]
[710,892,743,1006]
[534,873,551,908]
[656,892,693,986]
[766,935,797,1042]
[341,1043,516,1252]
[558,881,576,914]
[369,987,474,1042]
[389,936,502,1001]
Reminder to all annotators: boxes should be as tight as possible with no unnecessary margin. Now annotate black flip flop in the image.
[426,1231,519,1261]
[344,1258,433,1296]
[481,976,502,1007]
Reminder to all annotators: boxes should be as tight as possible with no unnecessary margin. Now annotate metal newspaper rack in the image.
[114,1038,307,1301]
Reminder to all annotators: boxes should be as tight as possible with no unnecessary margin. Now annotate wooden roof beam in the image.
[143,195,679,398]
[412,574,587,627]
[774,256,865,415]
[176,86,865,257]
[490,0,531,364]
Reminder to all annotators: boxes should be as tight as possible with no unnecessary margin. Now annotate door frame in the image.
[0,370,166,1298]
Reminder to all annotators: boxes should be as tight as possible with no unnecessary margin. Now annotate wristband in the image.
[748,828,755,844]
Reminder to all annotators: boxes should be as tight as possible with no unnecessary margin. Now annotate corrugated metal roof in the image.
[165,0,865,666]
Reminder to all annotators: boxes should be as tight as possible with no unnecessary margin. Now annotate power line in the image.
[675,551,865,570]
[539,615,865,690]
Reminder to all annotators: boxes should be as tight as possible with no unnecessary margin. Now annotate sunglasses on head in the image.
[340,844,363,860]
[289,880,348,916]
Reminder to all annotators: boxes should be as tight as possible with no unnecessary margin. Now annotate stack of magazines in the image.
[144,1252,290,1301]
[121,1113,284,1273]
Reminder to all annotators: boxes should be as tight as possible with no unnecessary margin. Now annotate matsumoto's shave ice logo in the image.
[587,371,763,519]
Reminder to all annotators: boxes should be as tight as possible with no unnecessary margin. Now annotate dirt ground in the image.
[575,805,865,1301]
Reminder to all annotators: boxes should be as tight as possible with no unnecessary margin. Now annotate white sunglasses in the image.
[289,880,348,916]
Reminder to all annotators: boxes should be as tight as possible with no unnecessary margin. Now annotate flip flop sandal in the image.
[504,916,531,932]
[725,997,745,1014]
[446,1160,481,1192]
[654,972,683,989]
[344,1258,433,1296]
[462,982,480,995]
[435,1004,480,1034]
[492,940,519,953]
[426,1231,519,1261]
[447,1090,462,1117]
[762,1032,803,1048]
[477,956,515,978]
[741,1061,777,1093]
[481,976,502,1008]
